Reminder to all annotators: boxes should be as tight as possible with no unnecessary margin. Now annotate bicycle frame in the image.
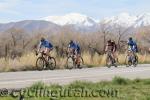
[126,50,138,67]
[106,51,113,61]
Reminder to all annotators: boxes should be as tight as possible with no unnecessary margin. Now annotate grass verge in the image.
[1,77,150,100]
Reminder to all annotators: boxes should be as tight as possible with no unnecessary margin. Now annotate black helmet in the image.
[69,40,73,44]
[129,37,132,41]
[107,39,111,43]
[41,37,45,42]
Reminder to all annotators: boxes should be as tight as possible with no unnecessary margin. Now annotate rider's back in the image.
[106,42,113,52]
[40,40,53,48]
[128,40,138,52]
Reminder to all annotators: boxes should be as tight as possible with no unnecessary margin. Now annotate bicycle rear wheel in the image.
[48,57,56,70]
[133,55,138,67]
[77,56,84,69]
[36,57,46,71]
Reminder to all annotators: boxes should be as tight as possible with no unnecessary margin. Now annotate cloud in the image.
[0,0,21,14]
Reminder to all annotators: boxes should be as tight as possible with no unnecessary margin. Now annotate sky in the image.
[0,0,150,23]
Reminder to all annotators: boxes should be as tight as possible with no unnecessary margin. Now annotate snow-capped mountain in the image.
[42,13,96,26]
[1,12,150,34]
[134,13,150,27]
[42,12,150,28]
[101,12,150,28]
[101,13,137,28]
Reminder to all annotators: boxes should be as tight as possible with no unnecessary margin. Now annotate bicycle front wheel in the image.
[36,57,46,71]
[106,55,112,68]
[66,57,74,69]
[133,55,138,67]
[125,55,132,67]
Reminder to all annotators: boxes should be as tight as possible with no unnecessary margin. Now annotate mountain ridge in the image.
[1,13,150,33]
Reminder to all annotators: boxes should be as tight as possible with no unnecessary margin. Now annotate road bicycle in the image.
[106,51,117,68]
[125,50,138,67]
[36,51,56,71]
[66,51,84,69]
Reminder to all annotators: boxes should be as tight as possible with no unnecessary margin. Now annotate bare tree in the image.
[100,23,111,53]
[114,25,133,51]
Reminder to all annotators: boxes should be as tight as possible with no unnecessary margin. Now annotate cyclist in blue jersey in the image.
[127,37,138,63]
[38,37,53,55]
[68,40,81,64]
[68,40,80,55]
[127,37,138,53]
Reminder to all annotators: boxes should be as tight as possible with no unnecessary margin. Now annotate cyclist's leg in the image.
[69,48,74,57]
[111,52,115,63]
[111,52,115,61]
[73,49,77,64]
[76,50,81,65]
[39,47,45,57]
[128,50,132,62]
[113,52,118,63]
[106,51,112,64]
[132,51,137,62]
[106,51,110,61]
[44,47,51,61]
[109,51,113,59]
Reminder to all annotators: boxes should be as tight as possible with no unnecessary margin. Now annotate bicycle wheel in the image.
[112,58,117,67]
[47,57,56,70]
[77,56,84,69]
[106,55,112,68]
[125,55,132,67]
[36,57,46,71]
[133,55,138,67]
[66,56,74,69]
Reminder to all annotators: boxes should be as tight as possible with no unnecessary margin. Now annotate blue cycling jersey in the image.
[40,40,53,49]
[69,42,80,53]
[128,40,138,52]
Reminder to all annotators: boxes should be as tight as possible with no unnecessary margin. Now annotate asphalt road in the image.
[0,64,150,89]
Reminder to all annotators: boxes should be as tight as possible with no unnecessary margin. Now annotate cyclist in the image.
[111,40,118,62]
[37,37,53,56]
[68,40,81,64]
[127,37,138,62]
[105,39,117,63]
[127,37,138,53]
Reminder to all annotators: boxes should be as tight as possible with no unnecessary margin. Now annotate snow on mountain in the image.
[42,12,150,28]
[101,13,137,28]
[135,13,150,27]
[1,12,150,33]
[42,13,96,26]
[101,12,150,28]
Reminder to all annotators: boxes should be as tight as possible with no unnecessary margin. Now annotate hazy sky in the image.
[0,0,150,23]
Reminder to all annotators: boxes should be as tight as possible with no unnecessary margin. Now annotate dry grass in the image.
[0,52,150,72]
[0,53,37,72]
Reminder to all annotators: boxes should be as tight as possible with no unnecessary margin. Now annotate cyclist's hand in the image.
[35,51,38,56]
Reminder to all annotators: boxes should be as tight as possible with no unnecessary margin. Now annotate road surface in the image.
[0,64,150,88]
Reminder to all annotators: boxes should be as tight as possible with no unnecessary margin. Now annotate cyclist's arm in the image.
[105,44,108,52]
[112,47,116,53]
[68,44,72,51]
[37,42,42,53]
[126,44,130,53]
